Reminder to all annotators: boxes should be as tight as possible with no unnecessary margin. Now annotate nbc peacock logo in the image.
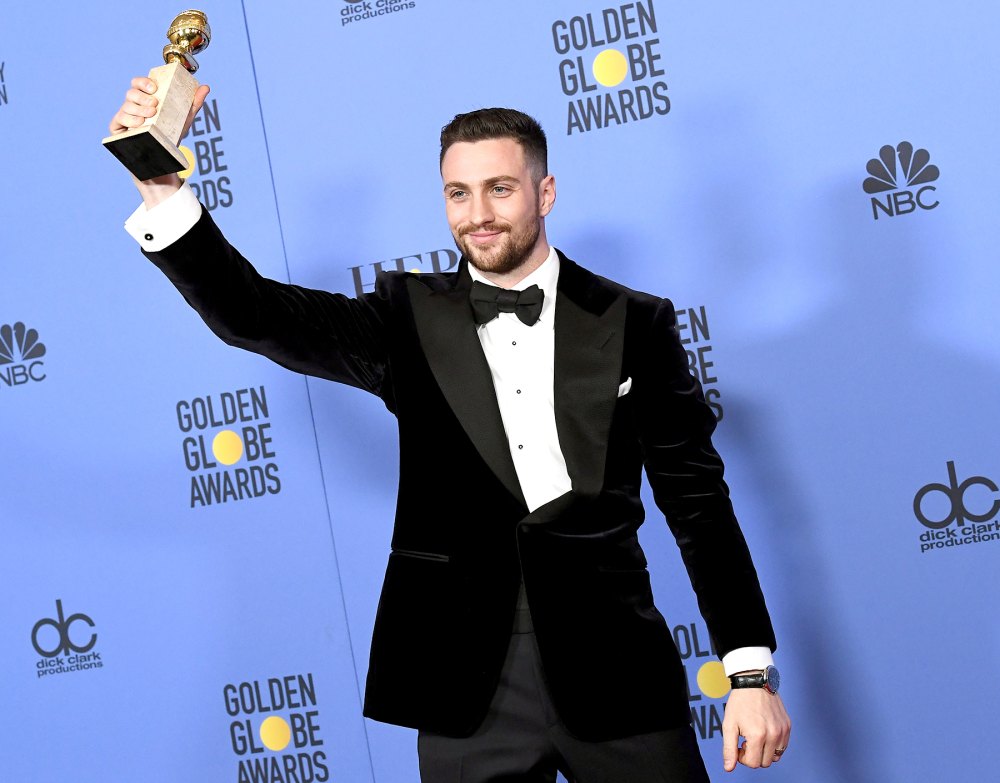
[0,321,47,388]
[863,142,940,220]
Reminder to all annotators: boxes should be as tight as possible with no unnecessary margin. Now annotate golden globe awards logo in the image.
[673,619,728,740]
[176,385,282,508]
[677,305,722,422]
[32,600,104,679]
[340,0,416,28]
[178,98,233,211]
[552,0,669,135]
[348,246,459,296]
[0,321,47,388]
[225,673,330,782]
[863,142,940,220]
[913,461,1000,554]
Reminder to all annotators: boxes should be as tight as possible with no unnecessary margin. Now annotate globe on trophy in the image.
[103,10,211,181]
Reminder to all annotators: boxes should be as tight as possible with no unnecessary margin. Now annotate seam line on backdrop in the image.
[239,4,377,779]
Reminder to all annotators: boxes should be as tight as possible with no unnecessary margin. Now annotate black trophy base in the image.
[103,125,188,181]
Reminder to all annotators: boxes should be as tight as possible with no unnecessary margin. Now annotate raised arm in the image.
[109,78,394,403]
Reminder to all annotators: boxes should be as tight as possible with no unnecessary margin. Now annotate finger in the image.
[769,707,792,764]
[131,76,158,95]
[761,729,781,768]
[739,735,765,769]
[109,80,159,134]
[126,87,159,111]
[773,724,791,762]
[110,97,155,131]
[109,108,150,134]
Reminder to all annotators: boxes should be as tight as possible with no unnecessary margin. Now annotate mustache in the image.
[458,222,511,237]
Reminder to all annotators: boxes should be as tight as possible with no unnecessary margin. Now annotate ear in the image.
[538,174,556,217]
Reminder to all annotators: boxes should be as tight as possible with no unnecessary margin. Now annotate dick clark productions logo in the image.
[31,600,104,678]
[863,142,940,220]
[913,461,1000,554]
[340,0,416,28]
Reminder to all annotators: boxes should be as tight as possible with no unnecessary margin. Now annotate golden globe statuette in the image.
[103,11,211,180]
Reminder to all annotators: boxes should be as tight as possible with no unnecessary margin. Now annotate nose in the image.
[469,193,495,227]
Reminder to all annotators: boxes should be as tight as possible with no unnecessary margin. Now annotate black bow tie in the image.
[470,281,545,326]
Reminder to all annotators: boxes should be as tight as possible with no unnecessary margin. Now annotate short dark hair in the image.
[440,108,548,183]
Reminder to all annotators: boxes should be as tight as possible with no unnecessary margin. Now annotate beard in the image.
[453,218,541,276]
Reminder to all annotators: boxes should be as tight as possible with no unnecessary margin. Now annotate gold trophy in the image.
[103,10,211,180]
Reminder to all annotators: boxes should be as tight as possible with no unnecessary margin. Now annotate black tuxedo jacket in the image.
[146,208,776,741]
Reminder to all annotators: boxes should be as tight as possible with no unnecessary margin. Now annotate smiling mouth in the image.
[463,228,507,245]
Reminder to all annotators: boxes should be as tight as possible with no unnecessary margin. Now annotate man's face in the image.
[441,138,554,276]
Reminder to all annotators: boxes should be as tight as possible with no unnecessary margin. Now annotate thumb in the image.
[192,83,211,114]
[722,719,740,773]
[182,84,211,138]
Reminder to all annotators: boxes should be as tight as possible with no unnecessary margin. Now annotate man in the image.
[111,78,791,781]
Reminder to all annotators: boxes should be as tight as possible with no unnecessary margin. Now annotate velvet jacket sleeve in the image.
[633,296,777,659]
[143,207,395,407]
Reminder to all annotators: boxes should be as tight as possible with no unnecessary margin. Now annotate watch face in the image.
[765,665,780,694]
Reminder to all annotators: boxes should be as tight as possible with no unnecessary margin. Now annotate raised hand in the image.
[109,77,210,203]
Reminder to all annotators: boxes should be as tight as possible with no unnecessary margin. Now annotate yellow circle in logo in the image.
[697,661,731,699]
[259,716,291,752]
[212,430,244,465]
[178,145,196,179]
[592,49,628,87]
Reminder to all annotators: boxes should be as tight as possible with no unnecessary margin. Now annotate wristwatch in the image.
[729,665,780,694]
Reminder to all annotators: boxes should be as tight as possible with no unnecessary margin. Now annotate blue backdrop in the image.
[2,2,998,781]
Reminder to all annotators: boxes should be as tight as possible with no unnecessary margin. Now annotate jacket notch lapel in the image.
[553,261,627,497]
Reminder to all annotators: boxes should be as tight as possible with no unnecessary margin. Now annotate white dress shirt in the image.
[467,250,570,514]
[126,192,773,676]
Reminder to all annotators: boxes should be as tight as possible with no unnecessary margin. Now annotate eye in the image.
[447,189,467,201]
[491,185,511,196]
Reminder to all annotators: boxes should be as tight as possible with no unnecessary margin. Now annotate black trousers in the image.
[418,594,710,783]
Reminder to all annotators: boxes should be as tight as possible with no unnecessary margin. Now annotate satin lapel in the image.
[554,259,627,497]
[406,274,527,508]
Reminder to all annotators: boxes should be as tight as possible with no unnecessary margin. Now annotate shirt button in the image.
[144,233,154,241]
[511,341,517,346]
[516,389,521,394]
[518,444,523,450]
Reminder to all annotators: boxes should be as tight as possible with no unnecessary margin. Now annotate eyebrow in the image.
[443,174,521,191]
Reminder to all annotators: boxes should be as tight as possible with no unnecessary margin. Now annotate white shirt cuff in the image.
[721,646,774,677]
[124,182,202,252]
